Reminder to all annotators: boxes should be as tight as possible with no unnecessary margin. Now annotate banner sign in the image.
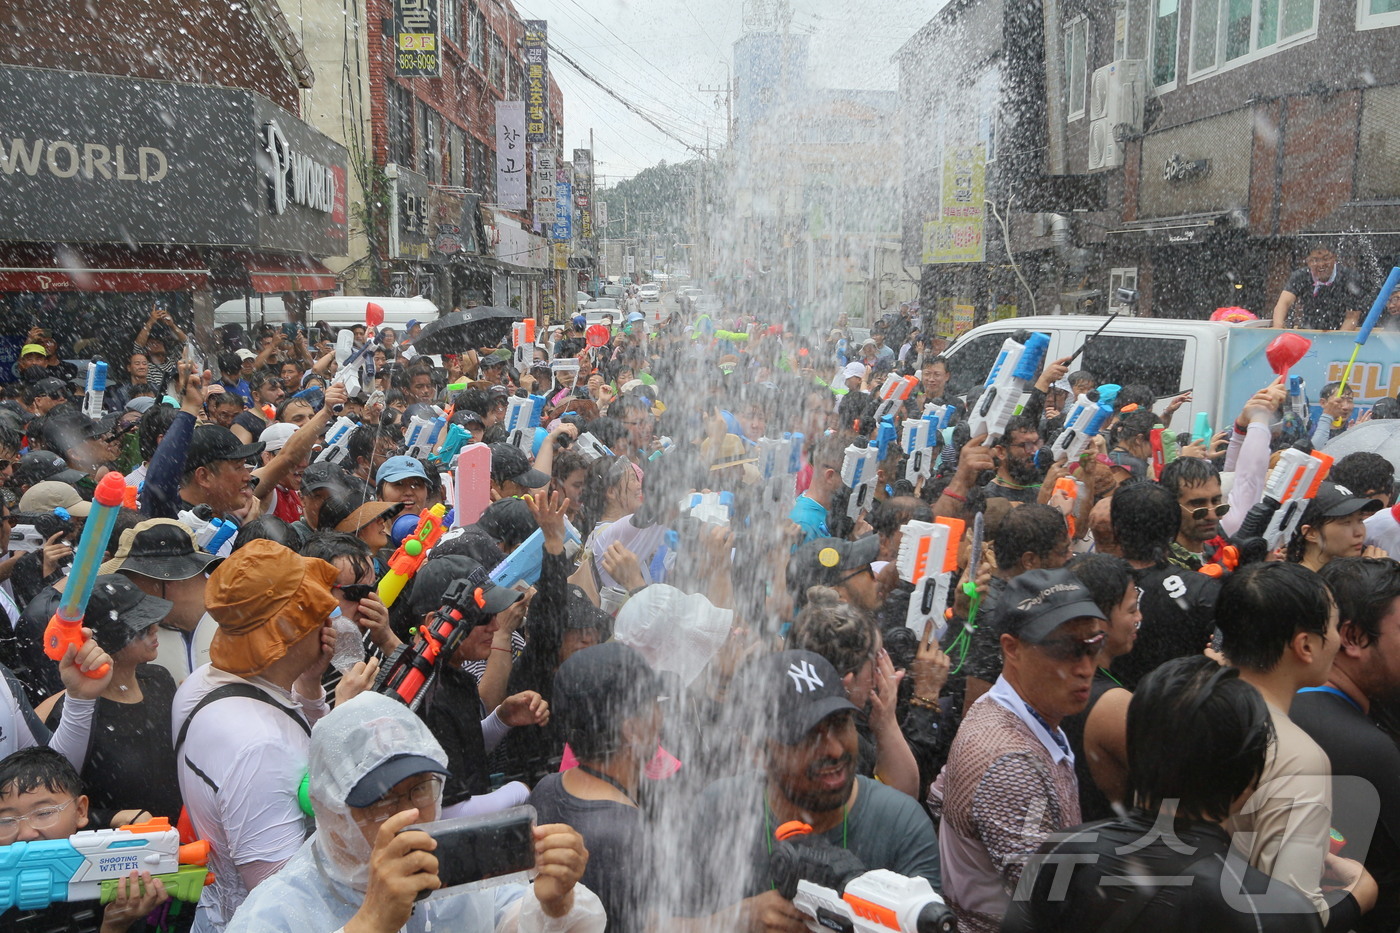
[393,0,440,77]
[495,101,526,210]
[922,142,985,265]
[524,21,549,144]
[551,180,572,240]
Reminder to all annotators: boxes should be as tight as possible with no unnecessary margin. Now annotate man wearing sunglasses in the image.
[1161,457,1229,572]
[931,568,1106,933]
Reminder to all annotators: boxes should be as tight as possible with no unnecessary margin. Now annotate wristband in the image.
[909,696,940,710]
[941,490,966,503]
[491,645,512,653]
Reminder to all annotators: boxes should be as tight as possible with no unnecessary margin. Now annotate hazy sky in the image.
[507,0,946,181]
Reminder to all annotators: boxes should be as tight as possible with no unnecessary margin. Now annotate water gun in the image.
[574,432,613,461]
[44,471,124,678]
[177,504,237,557]
[874,416,900,461]
[431,423,474,465]
[1192,412,1212,447]
[1049,393,1114,462]
[1237,448,1333,552]
[770,822,955,933]
[679,491,734,527]
[841,444,880,521]
[83,361,107,420]
[454,443,492,528]
[755,432,804,482]
[403,414,447,460]
[328,334,372,412]
[0,817,212,914]
[1339,265,1400,395]
[901,405,951,485]
[967,332,1051,445]
[512,320,536,371]
[963,511,985,630]
[378,579,483,710]
[377,503,448,607]
[488,520,583,588]
[504,394,546,452]
[315,416,358,464]
[896,518,962,641]
[872,374,920,423]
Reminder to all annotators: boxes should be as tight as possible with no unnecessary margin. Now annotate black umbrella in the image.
[409,306,522,355]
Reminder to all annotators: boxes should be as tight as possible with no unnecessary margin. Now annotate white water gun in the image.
[895,518,962,641]
[902,404,952,485]
[967,332,1051,445]
[872,374,920,424]
[512,320,536,371]
[1049,392,1115,462]
[83,361,107,420]
[841,444,880,521]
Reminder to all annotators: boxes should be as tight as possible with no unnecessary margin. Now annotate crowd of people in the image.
[0,295,1399,933]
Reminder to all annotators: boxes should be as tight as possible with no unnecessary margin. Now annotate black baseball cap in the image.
[489,443,549,489]
[32,376,68,399]
[345,753,449,808]
[407,554,522,617]
[477,497,538,549]
[787,535,881,595]
[12,450,85,488]
[998,569,1107,644]
[553,643,662,752]
[1310,482,1384,519]
[746,649,858,745]
[301,461,350,494]
[87,574,173,654]
[187,425,264,472]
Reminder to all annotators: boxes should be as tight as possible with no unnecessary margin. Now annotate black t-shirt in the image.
[981,479,1040,504]
[529,773,648,933]
[421,663,491,805]
[47,664,183,828]
[1284,265,1366,331]
[1058,670,1124,822]
[1109,563,1219,690]
[1291,688,1400,932]
[232,409,266,438]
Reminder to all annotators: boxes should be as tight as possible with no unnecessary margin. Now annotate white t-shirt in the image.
[173,664,329,933]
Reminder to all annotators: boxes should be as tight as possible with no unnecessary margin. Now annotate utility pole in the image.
[699,76,733,145]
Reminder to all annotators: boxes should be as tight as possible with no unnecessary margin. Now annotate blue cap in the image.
[627,311,644,322]
[376,455,429,485]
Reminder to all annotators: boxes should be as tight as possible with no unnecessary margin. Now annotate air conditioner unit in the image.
[1090,59,1146,130]
[1088,119,1123,172]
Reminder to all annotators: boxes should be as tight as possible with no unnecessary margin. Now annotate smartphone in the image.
[403,805,536,898]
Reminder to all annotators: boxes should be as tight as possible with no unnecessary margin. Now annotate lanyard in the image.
[1297,684,1363,714]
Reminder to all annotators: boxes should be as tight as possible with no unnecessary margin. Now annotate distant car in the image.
[583,297,620,311]
[575,291,592,306]
[677,287,704,313]
[601,285,626,300]
[693,295,723,315]
[639,283,660,302]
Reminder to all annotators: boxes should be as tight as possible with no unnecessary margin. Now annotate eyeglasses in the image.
[0,798,74,839]
[360,777,443,823]
[836,566,874,586]
[334,583,375,601]
[1035,632,1107,662]
[1181,502,1230,521]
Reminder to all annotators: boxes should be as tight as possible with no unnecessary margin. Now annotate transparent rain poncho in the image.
[227,692,605,933]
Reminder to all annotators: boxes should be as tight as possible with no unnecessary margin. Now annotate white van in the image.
[941,315,1400,433]
[213,296,289,329]
[307,296,439,332]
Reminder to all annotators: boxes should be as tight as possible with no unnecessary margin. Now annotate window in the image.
[388,83,414,168]
[945,331,1011,398]
[977,69,1000,162]
[1108,267,1139,310]
[1064,16,1088,121]
[449,126,466,187]
[473,138,492,199]
[1359,0,1400,29]
[1151,0,1180,88]
[470,8,484,70]
[1190,0,1317,78]
[1082,335,1187,400]
[442,0,460,48]
[415,101,430,174]
[492,36,506,89]
[423,108,440,182]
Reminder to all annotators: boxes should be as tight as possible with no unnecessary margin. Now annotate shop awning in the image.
[244,254,337,293]
[0,244,208,293]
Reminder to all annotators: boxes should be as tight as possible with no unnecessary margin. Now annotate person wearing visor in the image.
[43,575,183,828]
[226,692,603,933]
[1288,482,1386,571]
[930,569,1107,933]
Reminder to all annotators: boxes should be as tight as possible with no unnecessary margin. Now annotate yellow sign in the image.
[553,242,569,270]
[922,143,986,265]
[952,304,975,336]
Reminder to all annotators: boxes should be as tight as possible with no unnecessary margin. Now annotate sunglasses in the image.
[1035,632,1106,662]
[334,583,375,601]
[1181,502,1230,521]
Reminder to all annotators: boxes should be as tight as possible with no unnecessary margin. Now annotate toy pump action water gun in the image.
[379,579,484,710]
[0,817,212,914]
[871,374,920,424]
[1235,448,1333,553]
[1049,392,1114,462]
[967,332,1051,445]
[315,416,358,465]
[874,416,900,461]
[44,471,125,678]
[901,404,952,486]
[573,432,614,462]
[896,518,963,642]
[512,320,536,371]
[488,519,583,589]
[504,394,547,452]
[83,361,107,420]
[377,503,448,607]
[404,414,448,460]
[840,443,879,521]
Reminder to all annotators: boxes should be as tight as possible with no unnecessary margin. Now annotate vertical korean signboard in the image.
[394,0,440,78]
[524,21,549,144]
[921,142,985,265]
[496,101,526,210]
[572,148,593,241]
[552,179,573,241]
[534,148,556,225]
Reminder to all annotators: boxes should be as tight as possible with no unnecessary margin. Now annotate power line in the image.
[554,0,710,107]
[548,43,710,158]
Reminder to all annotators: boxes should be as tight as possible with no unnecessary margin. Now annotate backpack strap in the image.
[175,682,311,793]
